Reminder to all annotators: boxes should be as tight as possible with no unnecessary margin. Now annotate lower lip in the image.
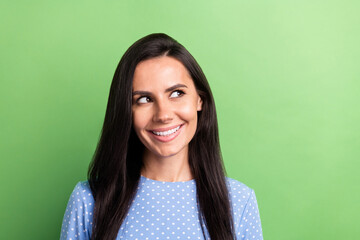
[148,125,183,143]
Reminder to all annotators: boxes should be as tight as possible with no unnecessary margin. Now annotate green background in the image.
[1,0,359,239]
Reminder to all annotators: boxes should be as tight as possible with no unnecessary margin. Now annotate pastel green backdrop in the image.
[1,0,359,239]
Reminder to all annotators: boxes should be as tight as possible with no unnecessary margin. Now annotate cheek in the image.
[177,102,198,123]
[132,109,148,131]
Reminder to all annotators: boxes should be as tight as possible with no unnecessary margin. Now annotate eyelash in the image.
[135,90,185,104]
[171,90,185,98]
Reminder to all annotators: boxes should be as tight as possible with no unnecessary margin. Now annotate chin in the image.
[154,149,180,158]
[148,144,187,159]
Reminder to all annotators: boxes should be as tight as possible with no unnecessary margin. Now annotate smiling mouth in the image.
[147,124,184,143]
[151,125,182,136]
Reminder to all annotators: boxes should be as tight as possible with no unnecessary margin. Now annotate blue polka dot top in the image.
[60,176,263,240]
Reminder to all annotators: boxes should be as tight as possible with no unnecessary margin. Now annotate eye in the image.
[137,96,152,104]
[170,90,185,98]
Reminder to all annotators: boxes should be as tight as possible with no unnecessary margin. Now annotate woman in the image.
[60,33,263,240]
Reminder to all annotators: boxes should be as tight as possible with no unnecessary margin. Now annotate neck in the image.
[141,149,193,182]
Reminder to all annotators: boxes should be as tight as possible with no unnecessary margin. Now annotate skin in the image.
[132,56,202,182]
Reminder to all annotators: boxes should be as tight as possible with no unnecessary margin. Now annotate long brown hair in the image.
[88,33,235,239]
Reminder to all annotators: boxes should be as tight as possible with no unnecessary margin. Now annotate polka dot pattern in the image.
[60,176,263,240]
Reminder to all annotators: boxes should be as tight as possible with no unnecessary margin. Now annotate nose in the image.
[152,100,173,123]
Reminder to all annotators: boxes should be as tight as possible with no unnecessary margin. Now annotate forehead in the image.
[132,56,194,90]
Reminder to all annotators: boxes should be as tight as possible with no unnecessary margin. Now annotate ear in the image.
[197,96,203,111]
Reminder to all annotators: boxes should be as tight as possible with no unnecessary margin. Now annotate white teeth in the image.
[152,126,181,136]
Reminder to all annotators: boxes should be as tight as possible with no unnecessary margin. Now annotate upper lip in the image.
[148,124,183,132]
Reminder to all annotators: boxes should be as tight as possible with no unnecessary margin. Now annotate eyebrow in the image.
[132,84,188,96]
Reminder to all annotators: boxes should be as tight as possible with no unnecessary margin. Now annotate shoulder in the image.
[225,176,254,198]
[224,177,256,224]
[225,177,263,238]
[73,180,92,193]
[67,180,94,206]
[225,177,256,214]
[60,181,95,239]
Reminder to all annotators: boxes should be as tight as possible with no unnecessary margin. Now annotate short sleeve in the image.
[60,181,95,240]
[237,189,263,240]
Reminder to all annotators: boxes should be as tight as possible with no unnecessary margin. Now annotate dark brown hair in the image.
[88,33,235,239]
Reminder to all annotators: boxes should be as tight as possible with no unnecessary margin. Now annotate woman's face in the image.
[132,56,202,159]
